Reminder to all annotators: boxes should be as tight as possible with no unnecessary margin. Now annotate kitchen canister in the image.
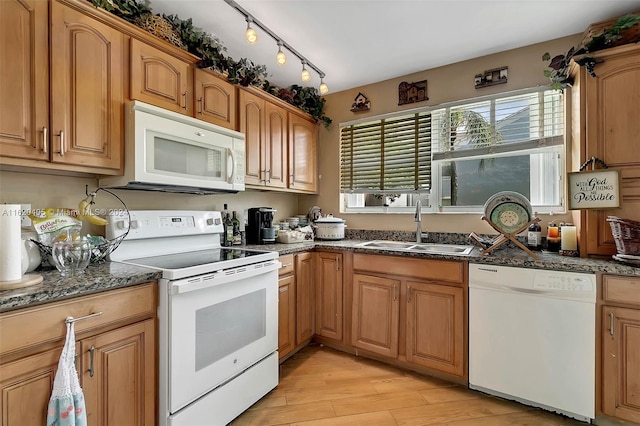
[313,215,347,240]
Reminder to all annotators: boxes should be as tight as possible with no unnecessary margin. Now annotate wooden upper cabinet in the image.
[571,45,640,256]
[130,38,193,115]
[239,89,266,186]
[288,112,318,193]
[49,1,124,170]
[238,88,289,189]
[0,0,49,161]
[265,102,288,189]
[194,68,236,129]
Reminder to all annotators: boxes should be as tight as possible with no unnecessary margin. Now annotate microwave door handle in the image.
[227,148,236,183]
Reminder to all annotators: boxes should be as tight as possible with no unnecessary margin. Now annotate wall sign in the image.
[568,169,620,210]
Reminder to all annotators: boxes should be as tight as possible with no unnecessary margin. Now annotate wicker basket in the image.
[607,216,640,255]
[134,14,187,51]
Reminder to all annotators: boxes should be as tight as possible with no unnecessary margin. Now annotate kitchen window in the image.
[340,87,565,214]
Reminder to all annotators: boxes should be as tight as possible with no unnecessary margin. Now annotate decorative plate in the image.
[489,202,531,234]
[483,191,532,220]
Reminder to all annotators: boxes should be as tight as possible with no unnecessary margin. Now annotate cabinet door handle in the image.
[88,345,95,377]
[393,284,397,301]
[58,131,65,156]
[407,285,411,303]
[197,97,203,114]
[335,256,339,271]
[290,174,295,185]
[182,92,188,109]
[266,169,271,184]
[42,127,48,153]
[609,312,614,336]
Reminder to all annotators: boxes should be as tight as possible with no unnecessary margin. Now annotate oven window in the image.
[194,289,266,370]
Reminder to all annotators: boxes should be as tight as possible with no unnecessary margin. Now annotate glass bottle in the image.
[221,204,230,247]
[231,211,241,245]
[527,213,542,250]
[225,212,234,247]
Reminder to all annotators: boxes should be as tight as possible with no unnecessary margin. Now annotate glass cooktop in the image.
[126,248,269,271]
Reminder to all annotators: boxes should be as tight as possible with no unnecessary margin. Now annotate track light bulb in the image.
[276,41,286,66]
[319,76,329,95]
[245,17,258,44]
[301,62,311,82]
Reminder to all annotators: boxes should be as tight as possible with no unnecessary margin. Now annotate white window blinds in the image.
[431,90,564,161]
[340,112,431,193]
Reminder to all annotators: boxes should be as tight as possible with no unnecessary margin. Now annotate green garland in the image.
[542,14,640,91]
[87,0,331,127]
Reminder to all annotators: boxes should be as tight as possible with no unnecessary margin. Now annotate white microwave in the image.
[100,101,245,194]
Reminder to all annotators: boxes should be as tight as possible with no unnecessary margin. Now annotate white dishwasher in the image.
[469,264,596,422]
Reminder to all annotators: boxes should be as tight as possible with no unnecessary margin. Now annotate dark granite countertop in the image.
[0,262,162,313]
[2,231,636,313]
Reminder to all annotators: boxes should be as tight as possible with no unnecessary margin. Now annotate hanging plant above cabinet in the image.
[86,0,331,126]
[542,13,640,91]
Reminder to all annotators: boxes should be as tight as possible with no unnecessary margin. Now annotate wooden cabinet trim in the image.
[603,275,640,307]
[0,283,156,358]
[279,254,294,276]
[353,253,465,285]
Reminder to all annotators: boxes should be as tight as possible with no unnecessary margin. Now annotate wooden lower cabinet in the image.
[278,274,296,359]
[349,253,467,380]
[406,281,464,377]
[601,275,640,423]
[315,252,343,342]
[80,319,155,426]
[352,273,400,358]
[277,252,314,360]
[0,283,157,426]
[295,252,315,345]
[0,347,61,425]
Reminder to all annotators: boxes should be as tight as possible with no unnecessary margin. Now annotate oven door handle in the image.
[171,260,281,295]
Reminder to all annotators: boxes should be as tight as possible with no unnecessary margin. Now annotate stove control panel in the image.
[107,210,223,240]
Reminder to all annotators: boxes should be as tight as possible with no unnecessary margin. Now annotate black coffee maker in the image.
[246,207,277,244]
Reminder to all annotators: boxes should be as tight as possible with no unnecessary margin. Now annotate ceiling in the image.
[149,1,640,94]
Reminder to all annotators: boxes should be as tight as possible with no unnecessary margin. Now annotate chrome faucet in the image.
[415,199,422,243]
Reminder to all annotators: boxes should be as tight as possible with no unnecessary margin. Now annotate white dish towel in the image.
[47,320,87,426]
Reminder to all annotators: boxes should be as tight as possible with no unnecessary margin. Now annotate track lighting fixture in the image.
[319,74,329,95]
[301,61,311,82]
[276,41,287,66]
[245,17,258,44]
[224,0,328,93]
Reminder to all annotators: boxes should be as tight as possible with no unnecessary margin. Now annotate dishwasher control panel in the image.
[533,272,595,292]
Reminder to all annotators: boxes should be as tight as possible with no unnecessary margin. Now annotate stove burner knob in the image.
[116,220,128,230]
[206,218,214,226]
[130,220,140,229]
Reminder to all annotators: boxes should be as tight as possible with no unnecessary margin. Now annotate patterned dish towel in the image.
[47,321,87,426]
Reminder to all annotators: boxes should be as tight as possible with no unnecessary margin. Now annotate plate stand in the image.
[480,216,541,260]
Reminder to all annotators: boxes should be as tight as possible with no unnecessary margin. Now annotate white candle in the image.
[561,225,578,251]
[0,204,23,281]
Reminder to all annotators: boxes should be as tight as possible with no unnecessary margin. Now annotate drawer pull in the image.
[281,263,293,268]
[609,312,614,336]
[65,311,103,324]
[42,127,48,153]
[89,345,95,377]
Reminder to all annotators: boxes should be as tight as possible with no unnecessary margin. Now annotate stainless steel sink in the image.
[356,240,474,255]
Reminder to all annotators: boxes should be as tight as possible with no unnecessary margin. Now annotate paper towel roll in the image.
[0,204,23,281]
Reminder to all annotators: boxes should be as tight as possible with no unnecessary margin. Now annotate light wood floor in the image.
[231,344,586,426]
